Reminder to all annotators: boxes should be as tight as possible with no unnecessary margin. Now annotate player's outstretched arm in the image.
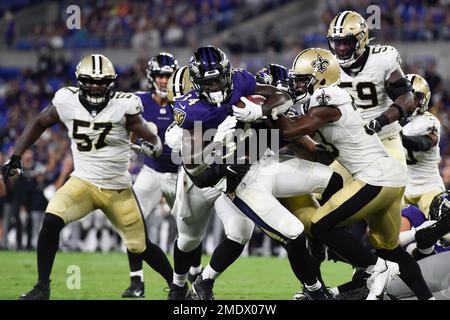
[14,104,60,157]
[275,106,341,140]
[1,104,60,182]
[126,114,163,157]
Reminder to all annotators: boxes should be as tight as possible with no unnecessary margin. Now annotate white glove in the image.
[213,116,237,143]
[165,122,183,152]
[213,116,237,159]
[131,138,160,158]
[232,97,263,122]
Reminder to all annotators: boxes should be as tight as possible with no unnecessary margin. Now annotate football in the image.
[234,94,266,108]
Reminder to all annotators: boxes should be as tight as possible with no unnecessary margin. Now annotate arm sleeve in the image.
[401,134,433,151]
[239,69,257,96]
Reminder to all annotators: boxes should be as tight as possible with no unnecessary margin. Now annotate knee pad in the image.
[126,239,146,254]
[310,163,334,193]
[279,217,304,240]
[177,235,203,253]
[224,215,255,245]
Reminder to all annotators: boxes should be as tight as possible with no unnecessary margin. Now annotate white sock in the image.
[330,287,339,296]
[173,272,188,287]
[367,257,385,273]
[406,242,417,256]
[428,296,436,300]
[399,228,416,247]
[130,270,144,282]
[189,265,203,275]
[202,264,220,280]
[418,245,434,255]
[305,280,322,291]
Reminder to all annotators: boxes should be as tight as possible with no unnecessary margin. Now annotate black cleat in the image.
[19,281,50,300]
[187,268,203,284]
[336,286,369,300]
[416,213,450,249]
[192,275,215,300]
[167,283,192,300]
[122,277,145,298]
[296,287,336,300]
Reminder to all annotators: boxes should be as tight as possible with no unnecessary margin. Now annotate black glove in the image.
[364,114,389,135]
[1,155,23,183]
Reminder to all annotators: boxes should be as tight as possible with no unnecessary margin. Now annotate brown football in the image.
[234,94,266,108]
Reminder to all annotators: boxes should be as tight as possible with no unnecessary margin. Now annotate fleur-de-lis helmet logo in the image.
[311,54,330,73]
[316,90,331,105]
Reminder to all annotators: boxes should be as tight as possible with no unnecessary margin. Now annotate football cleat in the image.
[192,275,215,300]
[366,260,400,300]
[19,281,50,300]
[293,287,307,300]
[295,287,336,300]
[121,277,145,298]
[415,211,450,249]
[336,286,369,300]
[187,268,204,284]
[167,283,193,300]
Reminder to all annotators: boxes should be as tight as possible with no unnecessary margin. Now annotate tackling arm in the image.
[275,106,341,140]
[126,114,163,157]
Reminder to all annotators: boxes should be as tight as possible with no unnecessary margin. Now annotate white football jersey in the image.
[339,45,402,140]
[309,86,406,187]
[402,112,445,197]
[52,87,143,189]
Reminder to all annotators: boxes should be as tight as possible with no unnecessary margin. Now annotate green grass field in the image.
[0,251,353,300]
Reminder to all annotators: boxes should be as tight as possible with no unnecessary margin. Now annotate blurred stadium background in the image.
[0,0,449,298]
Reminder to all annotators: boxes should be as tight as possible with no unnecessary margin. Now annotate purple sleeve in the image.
[236,69,257,97]
[401,205,427,228]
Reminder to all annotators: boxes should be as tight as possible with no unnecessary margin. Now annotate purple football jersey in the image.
[135,92,178,173]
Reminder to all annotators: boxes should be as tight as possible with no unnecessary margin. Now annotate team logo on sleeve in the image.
[316,90,331,105]
[311,54,330,73]
[174,109,186,126]
[135,103,143,113]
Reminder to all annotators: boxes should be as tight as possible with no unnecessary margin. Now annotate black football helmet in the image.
[146,52,179,98]
[189,46,233,104]
[429,190,450,246]
[256,63,295,99]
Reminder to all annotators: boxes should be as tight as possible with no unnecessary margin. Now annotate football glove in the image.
[232,97,263,122]
[364,114,389,135]
[165,122,183,152]
[213,116,237,159]
[130,139,160,158]
[1,155,23,183]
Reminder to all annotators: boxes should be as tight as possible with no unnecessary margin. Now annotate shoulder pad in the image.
[309,86,352,108]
